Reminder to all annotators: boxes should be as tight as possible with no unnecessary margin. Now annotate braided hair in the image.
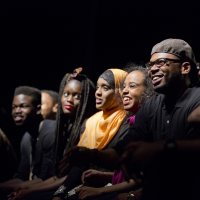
[55,68,96,165]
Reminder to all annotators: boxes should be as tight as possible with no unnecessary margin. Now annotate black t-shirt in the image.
[32,119,57,180]
[16,119,56,180]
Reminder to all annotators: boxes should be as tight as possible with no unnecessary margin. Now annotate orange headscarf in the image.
[78,69,127,149]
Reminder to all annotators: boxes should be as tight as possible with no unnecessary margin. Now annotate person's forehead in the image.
[150,53,180,61]
[13,94,33,104]
[126,71,145,84]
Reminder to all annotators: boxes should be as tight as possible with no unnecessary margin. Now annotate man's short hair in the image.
[14,86,41,106]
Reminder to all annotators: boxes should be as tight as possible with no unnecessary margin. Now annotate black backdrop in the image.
[1,0,200,114]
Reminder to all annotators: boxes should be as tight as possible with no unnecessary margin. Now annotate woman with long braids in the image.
[9,68,96,200]
[52,68,129,200]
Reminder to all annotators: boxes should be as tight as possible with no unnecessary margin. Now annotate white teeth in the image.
[153,76,160,81]
[123,97,129,101]
[15,116,22,120]
[152,76,161,81]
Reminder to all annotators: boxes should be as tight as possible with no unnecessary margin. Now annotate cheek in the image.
[41,104,47,110]
[108,93,118,105]
[102,91,112,102]
[25,108,34,114]
[73,100,81,108]
[130,90,145,105]
[163,67,179,78]
[129,97,139,107]
[101,94,115,108]
[61,96,65,105]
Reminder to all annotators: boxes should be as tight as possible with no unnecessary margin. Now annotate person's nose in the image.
[95,88,102,96]
[122,86,129,95]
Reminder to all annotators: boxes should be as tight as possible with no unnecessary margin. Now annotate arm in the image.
[9,176,67,200]
[176,139,200,152]
[10,178,43,191]
[77,179,138,200]
[59,147,121,175]
[0,178,23,192]
[187,106,200,123]
[94,148,121,169]
[21,176,66,193]
[121,139,200,180]
[81,169,114,186]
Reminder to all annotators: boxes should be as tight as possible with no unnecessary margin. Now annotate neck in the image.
[164,84,188,111]
[25,119,41,138]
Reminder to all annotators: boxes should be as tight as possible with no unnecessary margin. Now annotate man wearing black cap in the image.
[117,38,200,200]
[64,38,200,200]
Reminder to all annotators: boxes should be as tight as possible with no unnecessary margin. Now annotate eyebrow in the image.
[126,81,141,85]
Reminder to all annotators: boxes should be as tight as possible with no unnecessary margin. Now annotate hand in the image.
[114,192,130,200]
[82,169,111,186]
[7,188,30,200]
[81,169,106,183]
[76,185,103,200]
[58,146,96,176]
[52,197,62,200]
[120,141,164,179]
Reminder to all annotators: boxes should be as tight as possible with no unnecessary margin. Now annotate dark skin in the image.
[0,94,42,193]
[52,55,200,200]
[12,94,41,134]
[187,106,200,123]
[62,54,200,200]
[7,80,84,200]
[61,79,82,116]
[63,53,195,171]
[120,53,200,179]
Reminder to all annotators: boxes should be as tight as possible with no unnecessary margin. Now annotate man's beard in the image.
[154,73,183,94]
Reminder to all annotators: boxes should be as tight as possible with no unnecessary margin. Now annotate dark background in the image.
[1,0,200,114]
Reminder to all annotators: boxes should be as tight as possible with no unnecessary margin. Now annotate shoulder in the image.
[38,119,56,140]
[41,119,57,129]
[38,120,56,148]
[139,93,164,113]
[0,129,12,149]
[86,111,103,122]
[182,87,200,107]
[39,119,56,133]
[189,87,200,98]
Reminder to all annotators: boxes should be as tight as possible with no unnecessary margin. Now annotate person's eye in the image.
[63,92,68,97]
[21,104,31,108]
[129,84,137,88]
[103,86,109,91]
[12,105,16,109]
[74,94,81,100]
[156,59,166,66]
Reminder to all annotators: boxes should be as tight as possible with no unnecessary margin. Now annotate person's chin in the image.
[124,105,131,111]
[63,110,73,115]
[96,104,103,110]
[14,121,24,126]
[154,84,168,94]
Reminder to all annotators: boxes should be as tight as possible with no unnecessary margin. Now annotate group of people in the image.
[0,38,200,200]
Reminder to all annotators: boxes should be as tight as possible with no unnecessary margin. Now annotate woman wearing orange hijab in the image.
[53,68,128,199]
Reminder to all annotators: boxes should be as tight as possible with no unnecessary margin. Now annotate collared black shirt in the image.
[115,87,200,154]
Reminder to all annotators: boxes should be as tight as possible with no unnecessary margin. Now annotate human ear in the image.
[181,62,191,75]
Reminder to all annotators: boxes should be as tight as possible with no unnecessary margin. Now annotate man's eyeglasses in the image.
[146,58,182,69]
